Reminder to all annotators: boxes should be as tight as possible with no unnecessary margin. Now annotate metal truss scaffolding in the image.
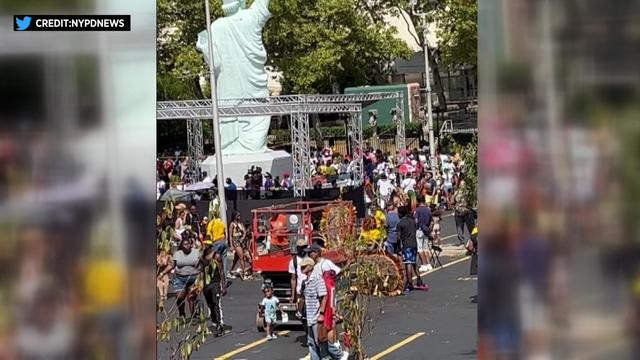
[157,92,404,196]
[394,94,405,151]
[347,112,364,181]
[186,119,204,184]
[439,119,478,135]
[290,111,311,196]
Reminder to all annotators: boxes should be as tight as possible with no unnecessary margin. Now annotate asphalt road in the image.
[160,212,477,360]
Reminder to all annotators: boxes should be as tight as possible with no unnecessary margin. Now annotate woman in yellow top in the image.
[206,214,229,280]
[206,216,226,246]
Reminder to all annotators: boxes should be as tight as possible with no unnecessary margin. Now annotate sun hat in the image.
[299,257,315,269]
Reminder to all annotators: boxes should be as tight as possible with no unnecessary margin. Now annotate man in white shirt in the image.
[377,174,395,208]
[304,244,341,279]
[288,239,309,301]
[303,244,347,360]
[442,168,453,192]
[400,175,416,194]
[374,161,388,176]
[386,168,397,182]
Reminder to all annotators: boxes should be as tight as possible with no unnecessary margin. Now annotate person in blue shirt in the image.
[365,158,375,181]
[224,177,238,201]
[384,203,400,256]
[414,195,434,272]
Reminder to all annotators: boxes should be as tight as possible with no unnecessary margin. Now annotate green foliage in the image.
[461,136,477,208]
[438,133,456,154]
[402,0,477,68]
[157,0,224,101]
[264,0,412,94]
[433,0,477,67]
[157,305,212,359]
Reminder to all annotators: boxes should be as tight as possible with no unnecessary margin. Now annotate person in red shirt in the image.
[269,213,289,249]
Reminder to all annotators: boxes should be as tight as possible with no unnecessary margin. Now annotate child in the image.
[431,210,442,246]
[156,250,171,301]
[259,286,279,340]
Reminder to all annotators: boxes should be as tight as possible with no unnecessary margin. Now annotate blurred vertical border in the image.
[479,0,640,359]
[0,0,156,359]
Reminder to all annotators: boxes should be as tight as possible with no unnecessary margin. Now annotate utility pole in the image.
[411,0,437,176]
[423,27,437,176]
[204,0,227,225]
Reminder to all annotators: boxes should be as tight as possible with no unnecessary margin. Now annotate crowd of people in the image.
[156,203,254,337]
[157,143,478,358]
[156,200,351,360]
[359,145,477,288]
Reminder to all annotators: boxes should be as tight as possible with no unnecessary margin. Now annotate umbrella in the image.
[397,163,414,175]
[184,181,215,191]
[159,189,193,202]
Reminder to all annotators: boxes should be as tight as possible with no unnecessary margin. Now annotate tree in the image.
[157,0,223,101]
[263,0,412,94]
[398,0,478,111]
[462,135,477,209]
[432,0,477,68]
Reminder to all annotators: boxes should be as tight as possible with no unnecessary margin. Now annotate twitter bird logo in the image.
[15,16,31,31]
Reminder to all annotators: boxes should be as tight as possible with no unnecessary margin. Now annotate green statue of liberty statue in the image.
[197,0,271,155]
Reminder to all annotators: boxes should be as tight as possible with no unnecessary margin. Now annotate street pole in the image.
[423,25,437,176]
[205,0,227,225]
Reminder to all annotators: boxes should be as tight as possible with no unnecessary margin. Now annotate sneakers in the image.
[226,272,237,279]
[418,264,433,272]
[266,334,278,341]
[214,325,224,337]
[414,283,430,291]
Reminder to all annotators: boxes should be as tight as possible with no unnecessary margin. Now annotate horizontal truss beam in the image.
[157,92,401,120]
[158,103,362,119]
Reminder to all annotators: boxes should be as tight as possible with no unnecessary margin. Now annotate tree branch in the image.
[396,6,422,49]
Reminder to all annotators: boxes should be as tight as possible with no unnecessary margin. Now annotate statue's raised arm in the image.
[249,0,271,27]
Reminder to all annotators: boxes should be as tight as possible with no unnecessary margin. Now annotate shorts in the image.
[402,247,418,264]
[416,230,429,252]
[211,240,228,254]
[172,274,197,293]
[264,312,277,324]
[232,237,245,249]
[384,241,398,255]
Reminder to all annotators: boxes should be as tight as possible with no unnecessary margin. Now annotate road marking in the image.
[369,332,426,360]
[413,256,471,279]
[213,330,290,360]
[457,276,477,281]
[441,234,457,241]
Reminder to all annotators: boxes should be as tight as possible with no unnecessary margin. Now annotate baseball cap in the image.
[304,243,322,253]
